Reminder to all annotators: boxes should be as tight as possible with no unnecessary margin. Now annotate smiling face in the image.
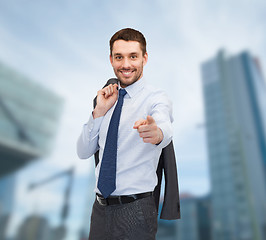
[110,40,148,88]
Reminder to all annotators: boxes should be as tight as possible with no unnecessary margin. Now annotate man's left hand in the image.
[133,115,163,145]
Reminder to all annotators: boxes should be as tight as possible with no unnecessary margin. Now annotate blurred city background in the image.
[0,1,265,240]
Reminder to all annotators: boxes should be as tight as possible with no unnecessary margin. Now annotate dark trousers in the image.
[89,196,158,240]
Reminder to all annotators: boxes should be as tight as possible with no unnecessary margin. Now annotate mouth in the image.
[119,69,135,78]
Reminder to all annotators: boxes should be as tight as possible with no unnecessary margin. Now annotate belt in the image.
[96,192,153,206]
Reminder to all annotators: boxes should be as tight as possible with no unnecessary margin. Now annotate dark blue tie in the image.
[97,88,127,198]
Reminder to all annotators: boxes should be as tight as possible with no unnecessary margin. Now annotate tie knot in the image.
[119,89,127,97]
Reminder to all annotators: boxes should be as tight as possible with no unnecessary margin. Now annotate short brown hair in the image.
[109,28,147,56]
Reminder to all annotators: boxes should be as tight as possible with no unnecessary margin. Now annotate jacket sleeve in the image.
[155,141,181,220]
[77,78,119,161]
[93,78,119,166]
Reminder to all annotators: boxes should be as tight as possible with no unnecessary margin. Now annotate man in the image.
[77,28,174,239]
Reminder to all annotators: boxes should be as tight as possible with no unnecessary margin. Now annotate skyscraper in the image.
[175,194,211,240]
[0,60,63,239]
[201,50,266,240]
[78,161,96,240]
[0,173,15,239]
[0,61,63,178]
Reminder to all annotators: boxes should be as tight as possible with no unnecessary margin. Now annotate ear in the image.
[110,54,113,65]
[143,52,148,66]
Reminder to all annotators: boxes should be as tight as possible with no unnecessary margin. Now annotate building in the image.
[0,61,63,239]
[0,61,63,178]
[201,50,266,240]
[0,173,15,215]
[78,161,96,240]
[175,194,211,240]
[15,215,50,240]
[157,199,178,240]
[0,173,16,239]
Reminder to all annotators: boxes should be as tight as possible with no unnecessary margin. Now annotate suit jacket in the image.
[93,78,180,220]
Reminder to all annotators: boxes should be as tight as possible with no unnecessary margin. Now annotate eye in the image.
[115,56,122,60]
[131,55,137,59]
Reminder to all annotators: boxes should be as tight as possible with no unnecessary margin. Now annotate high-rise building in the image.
[0,173,15,215]
[0,61,63,239]
[15,215,50,240]
[175,194,211,240]
[0,61,63,178]
[157,200,178,240]
[177,194,199,240]
[201,50,266,240]
[78,161,96,240]
[0,173,15,239]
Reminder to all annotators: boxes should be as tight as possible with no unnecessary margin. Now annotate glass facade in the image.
[174,195,211,240]
[0,61,63,240]
[0,174,15,239]
[201,50,266,240]
[177,197,199,240]
[0,174,15,215]
[0,61,63,177]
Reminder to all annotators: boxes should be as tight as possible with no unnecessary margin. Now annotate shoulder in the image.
[144,83,172,104]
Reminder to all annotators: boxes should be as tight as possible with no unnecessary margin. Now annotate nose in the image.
[121,57,131,69]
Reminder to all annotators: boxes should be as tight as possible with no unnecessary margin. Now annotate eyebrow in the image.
[113,52,139,56]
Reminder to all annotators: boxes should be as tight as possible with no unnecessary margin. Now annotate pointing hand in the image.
[133,115,163,145]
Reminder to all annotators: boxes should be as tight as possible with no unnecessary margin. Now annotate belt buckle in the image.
[97,195,107,206]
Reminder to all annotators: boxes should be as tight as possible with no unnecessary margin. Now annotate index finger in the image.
[133,119,147,129]
[112,83,119,91]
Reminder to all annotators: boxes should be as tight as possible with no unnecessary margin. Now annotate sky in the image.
[0,0,266,239]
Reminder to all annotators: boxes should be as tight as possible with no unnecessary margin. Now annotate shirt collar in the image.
[119,77,145,98]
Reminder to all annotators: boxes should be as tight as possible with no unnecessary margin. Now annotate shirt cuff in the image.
[156,122,173,149]
[83,114,104,141]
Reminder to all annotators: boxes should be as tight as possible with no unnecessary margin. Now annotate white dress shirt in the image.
[77,78,173,195]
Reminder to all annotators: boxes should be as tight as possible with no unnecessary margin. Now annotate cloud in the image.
[1,1,266,238]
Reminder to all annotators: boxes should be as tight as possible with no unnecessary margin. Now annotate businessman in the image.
[77,28,174,239]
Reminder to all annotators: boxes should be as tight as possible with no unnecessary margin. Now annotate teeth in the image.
[121,71,132,75]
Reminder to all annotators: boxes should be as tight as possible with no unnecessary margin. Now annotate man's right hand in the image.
[93,84,119,118]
